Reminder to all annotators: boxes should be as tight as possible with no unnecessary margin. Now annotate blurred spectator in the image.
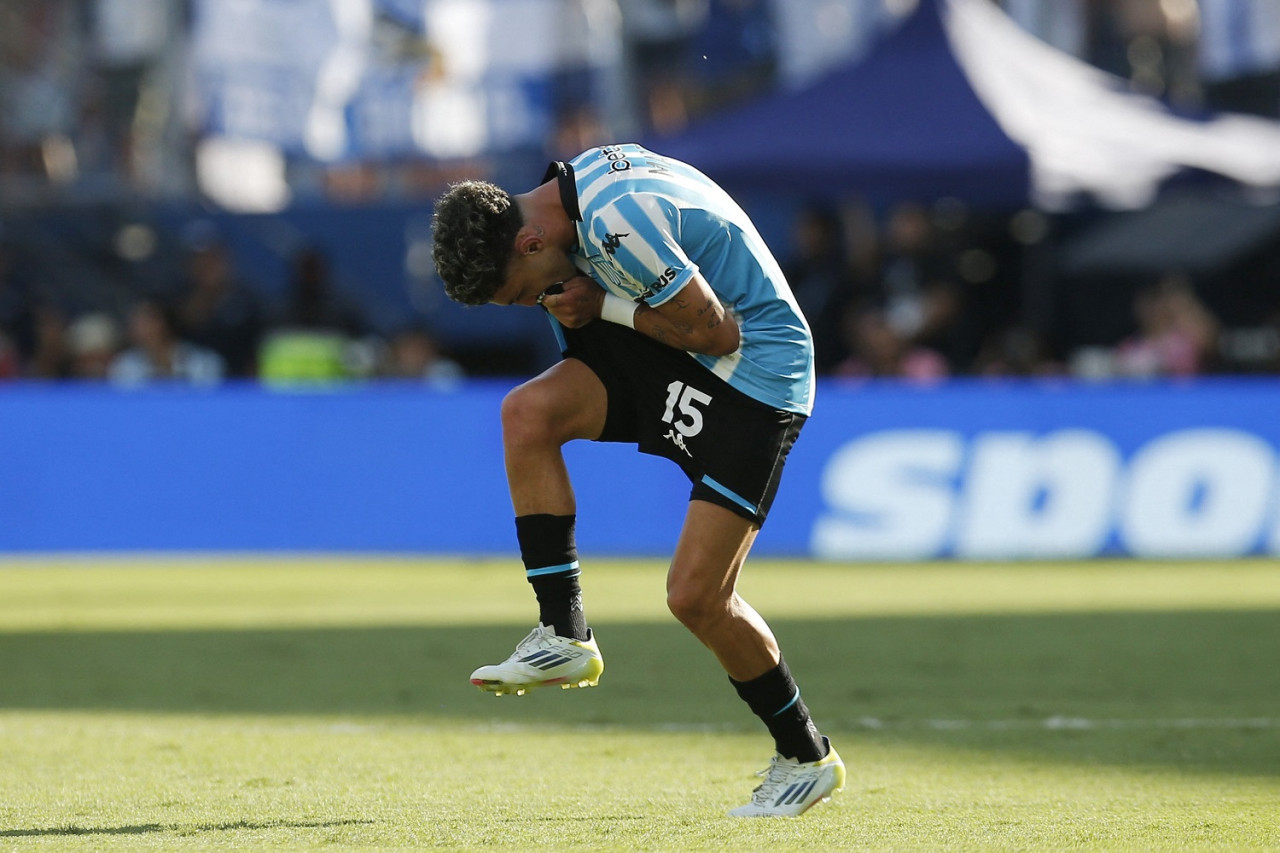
[874,202,965,365]
[1112,274,1220,378]
[620,0,708,134]
[27,305,73,379]
[0,1,80,185]
[66,311,121,380]
[108,298,224,385]
[832,303,949,383]
[258,246,370,383]
[0,237,36,369]
[173,222,266,378]
[275,246,367,337]
[782,201,854,373]
[975,325,1063,378]
[383,325,465,389]
[1070,273,1221,379]
[0,332,18,378]
[1197,0,1280,117]
[87,0,175,185]
[0,0,182,197]
[1082,0,1200,102]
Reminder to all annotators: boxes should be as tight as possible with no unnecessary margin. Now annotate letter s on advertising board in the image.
[811,430,964,560]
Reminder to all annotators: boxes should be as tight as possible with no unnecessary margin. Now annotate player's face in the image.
[491,247,576,307]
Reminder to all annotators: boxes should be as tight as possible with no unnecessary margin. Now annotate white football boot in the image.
[469,624,604,696]
[729,737,846,817]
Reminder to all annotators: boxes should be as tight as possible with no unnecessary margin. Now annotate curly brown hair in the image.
[430,180,523,305]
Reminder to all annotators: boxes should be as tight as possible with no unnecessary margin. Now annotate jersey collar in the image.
[542,160,583,222]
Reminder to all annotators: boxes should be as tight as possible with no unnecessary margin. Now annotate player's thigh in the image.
[502,357,608,443]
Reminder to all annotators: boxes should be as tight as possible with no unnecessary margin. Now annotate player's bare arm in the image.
[541,273,740,356]
[636,274,740,356]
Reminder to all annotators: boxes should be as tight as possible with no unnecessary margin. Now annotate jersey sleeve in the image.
[587,194,698,307]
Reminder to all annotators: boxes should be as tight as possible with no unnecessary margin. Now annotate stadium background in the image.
[2,0,1280,561]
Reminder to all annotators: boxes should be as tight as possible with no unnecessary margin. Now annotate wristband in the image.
[600,293,637,330]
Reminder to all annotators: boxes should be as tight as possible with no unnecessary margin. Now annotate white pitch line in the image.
[305,718,1280,737]
[586,718,1280,735]
[650,717,1280,734]
[854,717,1280,732]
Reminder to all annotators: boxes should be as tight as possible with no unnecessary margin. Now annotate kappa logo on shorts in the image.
[663,429,693,457]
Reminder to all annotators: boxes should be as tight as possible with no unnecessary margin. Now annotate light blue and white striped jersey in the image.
[546,144,815,416]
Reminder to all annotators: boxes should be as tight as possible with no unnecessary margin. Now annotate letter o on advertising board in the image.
[1119,429,1275,557]
[955,430,1120,559]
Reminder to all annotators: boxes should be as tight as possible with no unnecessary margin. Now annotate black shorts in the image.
[561,321,806,526]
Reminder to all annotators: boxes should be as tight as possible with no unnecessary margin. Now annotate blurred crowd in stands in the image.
[4,192,1275,387]
[778,197,1261,383]
[0,222,466,386]
[1,0,1279,385]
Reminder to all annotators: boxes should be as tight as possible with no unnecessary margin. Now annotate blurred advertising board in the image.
[1,380,1277,559]
[793,380,1280,560]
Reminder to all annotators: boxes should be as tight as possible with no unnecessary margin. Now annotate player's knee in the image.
[501,384,557,447]
[666,582,726,634]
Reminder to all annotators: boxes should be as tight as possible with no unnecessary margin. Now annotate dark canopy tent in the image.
[645,0,1030,206]
[1061,196,1280,277]
[645,0,1280,211]
[1057,195,1280,338]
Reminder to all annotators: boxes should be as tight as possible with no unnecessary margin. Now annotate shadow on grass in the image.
[2,611,1277,776]
[0,819,374,837]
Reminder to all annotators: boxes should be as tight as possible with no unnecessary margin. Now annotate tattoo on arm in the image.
[696,297,723,329]
[636,292,731,352]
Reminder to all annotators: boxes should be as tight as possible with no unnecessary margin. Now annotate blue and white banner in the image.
[190,0,617,160]
[191,0,351,155]
[2,379,1279,559]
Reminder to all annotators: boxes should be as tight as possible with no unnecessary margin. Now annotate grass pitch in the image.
[1,557,1278,850]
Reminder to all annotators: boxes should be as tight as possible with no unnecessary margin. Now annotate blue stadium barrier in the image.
[2,378,1278,559]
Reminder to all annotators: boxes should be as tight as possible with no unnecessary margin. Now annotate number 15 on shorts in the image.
[662,380,712,437]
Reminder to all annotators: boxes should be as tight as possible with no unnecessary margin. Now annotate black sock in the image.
[515,513,588,641]
[730,658,827,763]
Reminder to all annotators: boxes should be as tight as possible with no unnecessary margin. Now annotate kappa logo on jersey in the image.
[602,232,629,256]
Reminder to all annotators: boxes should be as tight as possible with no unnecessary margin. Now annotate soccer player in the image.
[430,143,844,817]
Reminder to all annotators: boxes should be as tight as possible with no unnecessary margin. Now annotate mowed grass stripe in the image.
[2,557,1280,631]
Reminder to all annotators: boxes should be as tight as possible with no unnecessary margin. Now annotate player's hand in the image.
[538,275,604,329]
